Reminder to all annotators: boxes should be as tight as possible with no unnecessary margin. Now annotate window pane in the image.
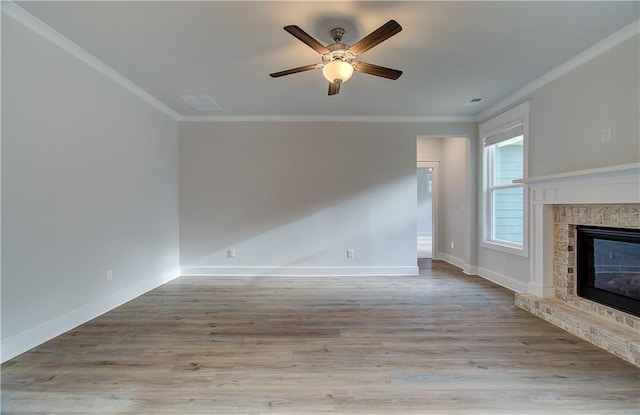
[493,136,523,185]
[492,187,523,244]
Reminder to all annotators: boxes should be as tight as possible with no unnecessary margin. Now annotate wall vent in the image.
[464,98,484,106]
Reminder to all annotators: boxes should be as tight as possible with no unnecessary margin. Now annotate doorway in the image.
[417,161,438,259]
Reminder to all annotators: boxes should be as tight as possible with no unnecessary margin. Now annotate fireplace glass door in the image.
[576,226,640,317]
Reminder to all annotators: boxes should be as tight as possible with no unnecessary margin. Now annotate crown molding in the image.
[2,1,181,121]
[177,114,476,123]
[475,19,640,123]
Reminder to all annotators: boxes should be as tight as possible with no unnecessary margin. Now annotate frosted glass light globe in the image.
[322,60,354,83]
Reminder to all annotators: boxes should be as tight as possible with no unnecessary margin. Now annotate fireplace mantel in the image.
[524,163,640,298]
[521,162,640,205]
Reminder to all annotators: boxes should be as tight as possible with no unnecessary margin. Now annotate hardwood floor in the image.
[2,260,639,414]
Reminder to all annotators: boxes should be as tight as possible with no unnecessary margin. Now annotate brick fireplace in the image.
[514,163,640,367]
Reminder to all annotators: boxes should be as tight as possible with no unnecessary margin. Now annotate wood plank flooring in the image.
[2,260,639,414]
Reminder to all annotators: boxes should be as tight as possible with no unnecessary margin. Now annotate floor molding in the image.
[180,266,419,277]
[1,271,180,363]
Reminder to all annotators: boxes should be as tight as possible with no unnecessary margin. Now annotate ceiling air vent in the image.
[181,95,222,111]
[464,98,484,106]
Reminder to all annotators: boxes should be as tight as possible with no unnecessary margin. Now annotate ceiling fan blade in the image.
[284,25,331,55]
[328,81,340,96]
[354,62,403,80]
[349,20,402,56]
[270,64,321,78]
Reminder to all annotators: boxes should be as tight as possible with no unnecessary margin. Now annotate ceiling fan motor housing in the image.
[323,42,354,64]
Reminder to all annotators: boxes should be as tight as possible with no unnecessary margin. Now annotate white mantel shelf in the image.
[522,162,639,186]
[522,162,640,186]
[520,162,640,205]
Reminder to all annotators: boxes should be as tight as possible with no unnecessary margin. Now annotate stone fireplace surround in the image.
[514,163,640,367]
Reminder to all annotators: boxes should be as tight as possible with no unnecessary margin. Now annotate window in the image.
[480,101,529,255]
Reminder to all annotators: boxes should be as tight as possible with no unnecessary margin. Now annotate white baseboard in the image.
[473,266,528,293]
[434,253,527,293]
[1,270,181,363]
[434,252,466,271]
[180,265,419,277]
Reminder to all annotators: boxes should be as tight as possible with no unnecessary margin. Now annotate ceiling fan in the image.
[270,20,403,95]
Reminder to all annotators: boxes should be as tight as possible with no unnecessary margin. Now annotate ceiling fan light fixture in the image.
[322,60,354,83]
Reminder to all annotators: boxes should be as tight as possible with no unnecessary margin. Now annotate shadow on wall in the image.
[179,122,420,272]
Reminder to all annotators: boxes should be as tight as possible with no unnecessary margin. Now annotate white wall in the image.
[180,122,475,276]
[1,9,180,361]
[475,33,640,293]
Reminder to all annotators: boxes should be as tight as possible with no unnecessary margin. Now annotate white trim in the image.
[177,115,476,123]
[482,122,523,147]
[480,101,530,257]
[520,162,640,188]
[1,270,181,363]
[475,266,529,293]
[433,254,472,277]
[436,254,527,292]
[435,252,465,270]
[525,163,640,205]
[476,19,640,122]
[480,239,528,258]
[2,1,180,120]
[180,266,418,277]
[479,101,530,137]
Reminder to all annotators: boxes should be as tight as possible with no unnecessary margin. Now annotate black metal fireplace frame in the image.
[576,225,640,317]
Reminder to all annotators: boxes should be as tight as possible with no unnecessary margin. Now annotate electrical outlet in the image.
[106,270,113,282]
[227,249,236,258]
[601,128,612,143]
[347,249,354,258]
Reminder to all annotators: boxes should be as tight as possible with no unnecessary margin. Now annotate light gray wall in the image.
[417,137,443,161]
[476,34,640,292]
[529,35,639,177]
[1,12,180,360]
[440,137,470,264]
[180,122,475,275]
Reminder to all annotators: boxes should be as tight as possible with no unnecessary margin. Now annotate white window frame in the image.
[479,101,529,257]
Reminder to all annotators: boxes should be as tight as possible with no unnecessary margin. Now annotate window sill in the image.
[480,240,529,257]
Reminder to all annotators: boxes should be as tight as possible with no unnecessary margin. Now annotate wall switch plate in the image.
[227,249,236,258]
[106,270,113,281]
[450,242,454,249]
[346,249,354,258]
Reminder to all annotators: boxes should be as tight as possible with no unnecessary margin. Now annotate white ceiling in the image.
[15,1,640,119]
